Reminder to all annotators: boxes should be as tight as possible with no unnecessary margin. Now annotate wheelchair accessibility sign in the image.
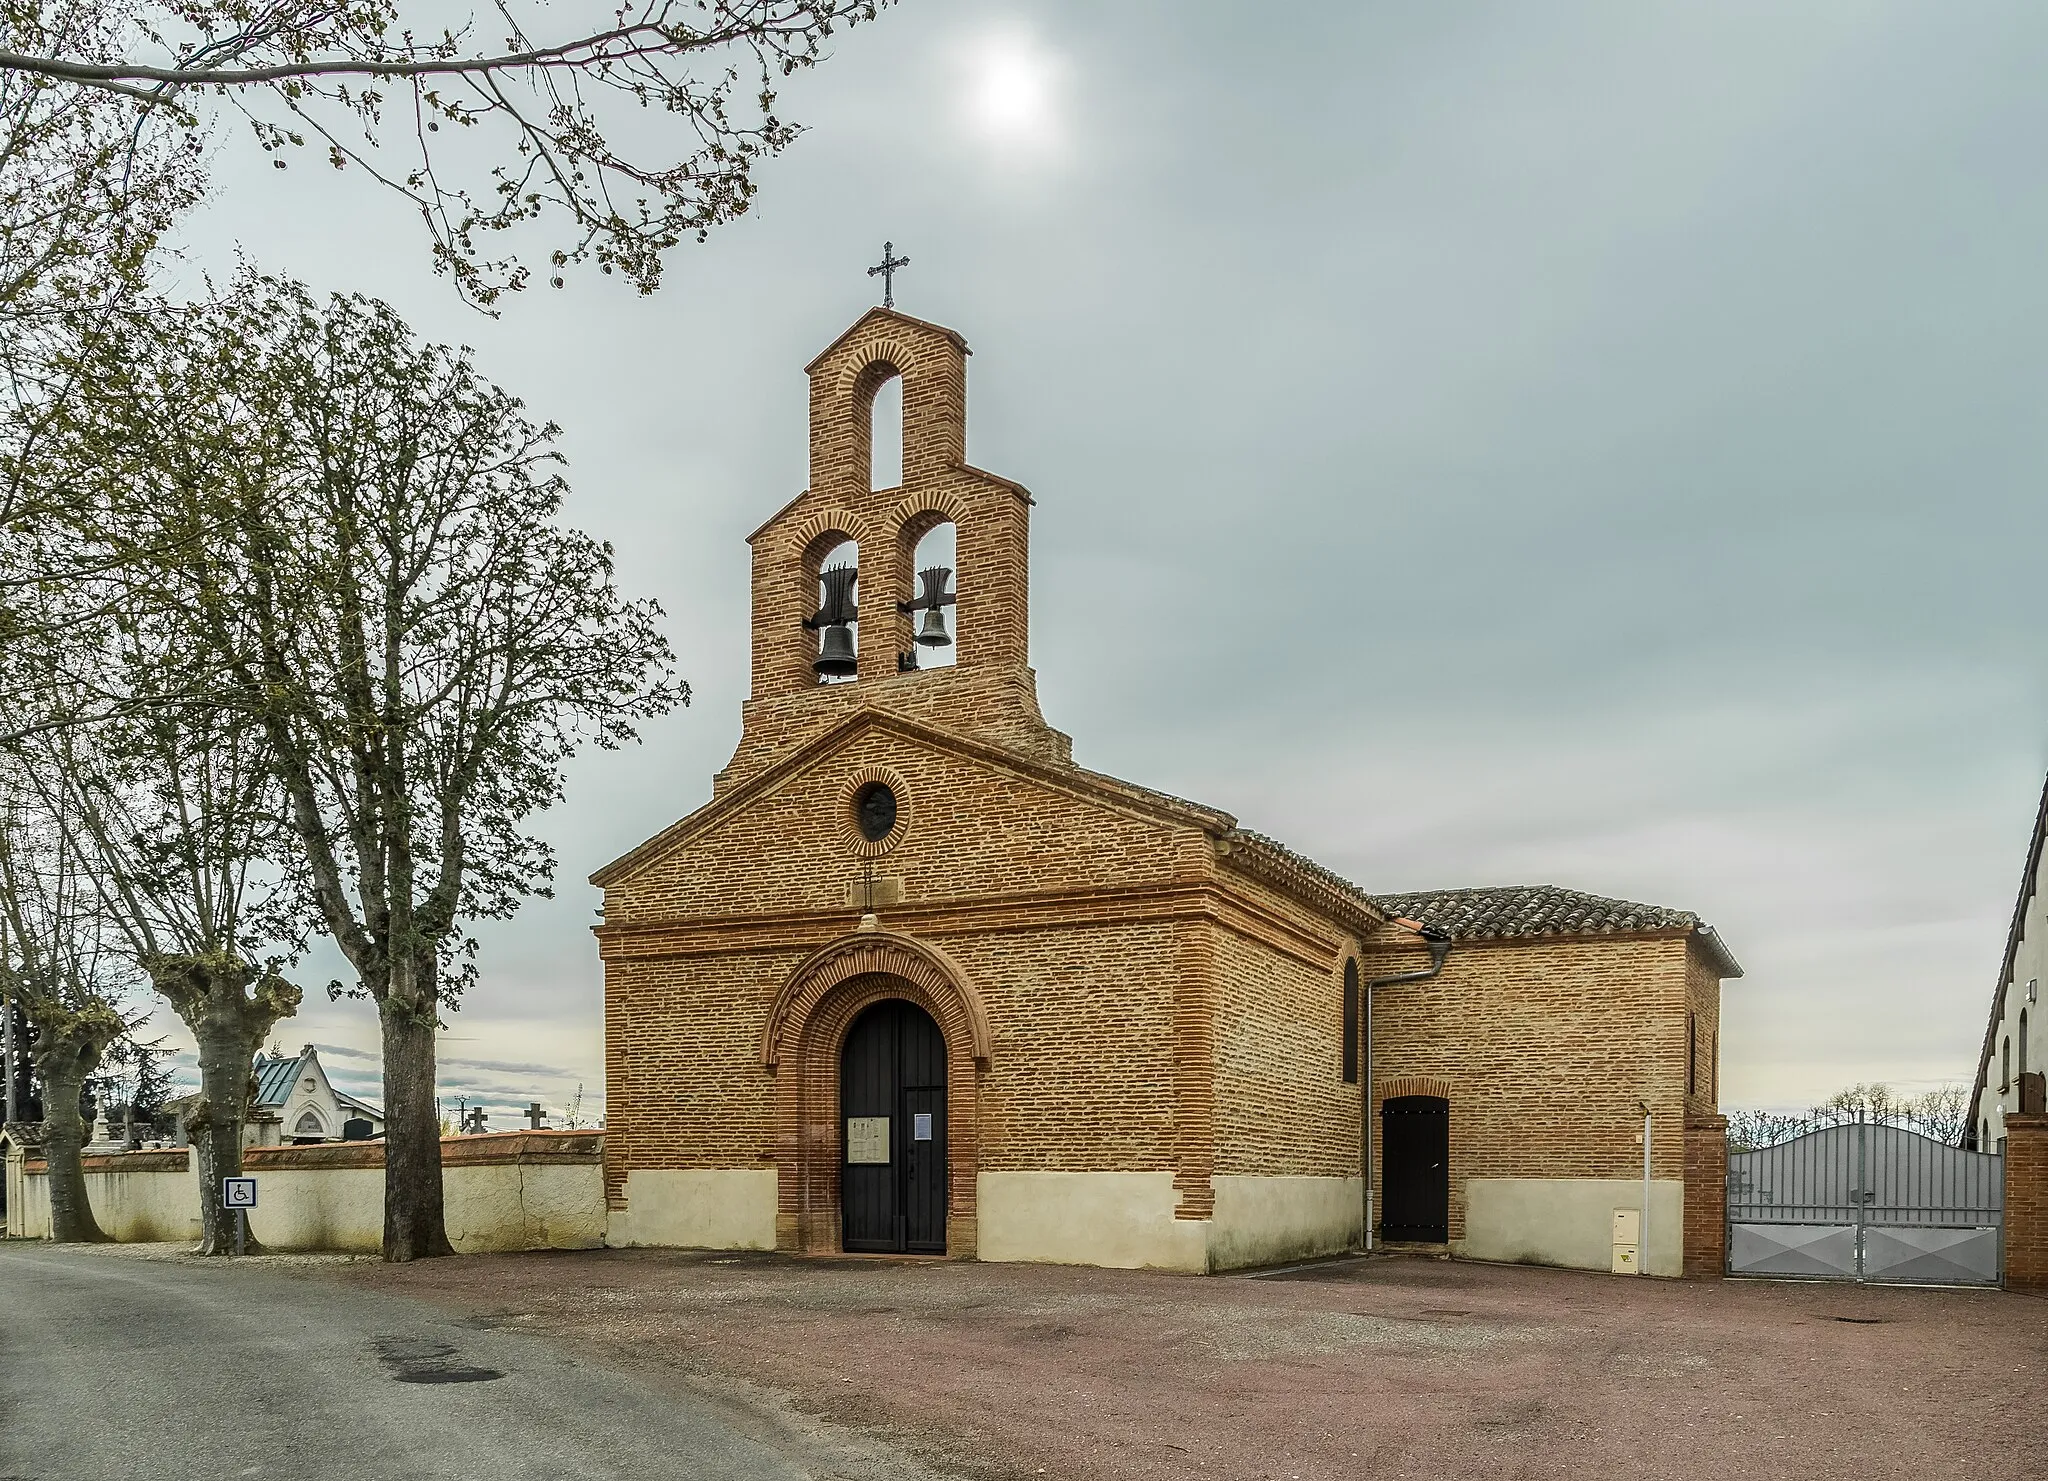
[222,1176,258,1209]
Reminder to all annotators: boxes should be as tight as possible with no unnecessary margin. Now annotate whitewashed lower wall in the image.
[607,1169,777,1250]
[7,1140,1691,1280]
[1460,1177,1685,1277]
[6,1133,605,1253]
[976,1171,1211,1272]
[1209,1175,1361,1271]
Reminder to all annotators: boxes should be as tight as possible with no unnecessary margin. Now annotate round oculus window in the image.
[853,782,898,843]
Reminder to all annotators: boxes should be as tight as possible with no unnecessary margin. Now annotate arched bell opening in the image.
[805,534,860,684]
[869,373,903,491]
[894,510,957,673]
[850,359,904,495]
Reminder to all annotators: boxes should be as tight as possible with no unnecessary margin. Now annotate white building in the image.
[246,1045,384,1146]
[1970,775,2047,1151]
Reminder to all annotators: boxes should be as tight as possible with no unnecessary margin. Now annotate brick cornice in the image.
[596,879,1343,971]
[1216,834,1388,941]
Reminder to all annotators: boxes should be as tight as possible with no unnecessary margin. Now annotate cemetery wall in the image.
[7,1131,603,1252]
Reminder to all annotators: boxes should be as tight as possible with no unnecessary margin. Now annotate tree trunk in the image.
[380,959,452,1260]
[149,955,299,1254]
[190,1019,263,1256]
[39,1058,105,1243]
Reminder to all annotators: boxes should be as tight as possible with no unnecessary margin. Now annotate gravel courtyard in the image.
[330,1249,2048,1481]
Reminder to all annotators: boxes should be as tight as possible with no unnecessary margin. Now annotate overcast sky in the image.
[142,1,2048,1123]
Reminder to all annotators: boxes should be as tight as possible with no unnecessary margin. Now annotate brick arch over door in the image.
[1375,1075,1454,1109]
[763,931,989,1256]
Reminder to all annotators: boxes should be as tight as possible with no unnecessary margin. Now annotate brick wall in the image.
[605,725,1214,924]
[1683,1114,1728,1277]
[1360,930,1703,1244]
[1684,949,1722,1116]
[2003,1110,2048,1293]
[1211,902,1359,1181]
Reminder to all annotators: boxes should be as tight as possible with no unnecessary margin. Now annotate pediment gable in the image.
[590,709,1232,897]
[801,306,969,375]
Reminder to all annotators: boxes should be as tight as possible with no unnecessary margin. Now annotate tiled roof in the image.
[1369,884,1741,976]
[252,1049,308,1109]
[1225,829,1389,931]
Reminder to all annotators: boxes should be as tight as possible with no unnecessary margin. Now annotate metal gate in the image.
[1728,1117,2001,1285]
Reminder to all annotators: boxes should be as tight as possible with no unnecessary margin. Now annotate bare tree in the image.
[60,273,683,1258]
[0,758,135,1241]
[0,0,202,332]
[1724,1107,1807,1154]
[13,679,306,1251]
[0,0,886,307]
[0,0,204,740]
[1905,1083,1971,1148]
[1726,1081,1977,1151]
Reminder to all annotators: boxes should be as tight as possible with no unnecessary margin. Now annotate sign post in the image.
[222,1176,258,1256]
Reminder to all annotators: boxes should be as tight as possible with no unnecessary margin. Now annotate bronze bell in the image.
[814,624,858,677]
[915,606,952,648]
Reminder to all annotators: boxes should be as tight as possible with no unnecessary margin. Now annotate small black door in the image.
[841,1000,947,1253]
[1381,1095,1449,1243]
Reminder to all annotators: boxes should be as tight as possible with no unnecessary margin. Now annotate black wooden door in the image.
[840,999,948,1254]
[1381,1095,1449,1243]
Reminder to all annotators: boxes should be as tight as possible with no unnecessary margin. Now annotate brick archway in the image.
[764,931,988,1256]
[1375,1074,1455,1109]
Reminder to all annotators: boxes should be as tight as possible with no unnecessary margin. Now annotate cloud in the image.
[143,0,2048,1119]
[438,1055,581,1078]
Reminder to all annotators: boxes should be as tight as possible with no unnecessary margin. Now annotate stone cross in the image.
[867,241,910,309]
[526,1101,547,1130]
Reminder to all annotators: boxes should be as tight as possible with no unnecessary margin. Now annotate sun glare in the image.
[961,33,1063,153]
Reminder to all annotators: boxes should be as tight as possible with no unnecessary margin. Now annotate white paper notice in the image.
[913,1112,934,1141]
[846,1116,890,1164]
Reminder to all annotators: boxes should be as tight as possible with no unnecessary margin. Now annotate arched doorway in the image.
[840,999,948,1253]
[763,931,990,1256]
[1381,1095,1449,1243]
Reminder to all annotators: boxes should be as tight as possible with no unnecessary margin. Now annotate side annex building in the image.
[592,307,1741,1275]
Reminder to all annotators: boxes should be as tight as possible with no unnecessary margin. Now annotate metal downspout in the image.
[1639,1100,1652,1274]
[1363,928,1453,1253]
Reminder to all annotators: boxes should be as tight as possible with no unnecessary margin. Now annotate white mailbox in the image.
[1611,1207,1641,1275]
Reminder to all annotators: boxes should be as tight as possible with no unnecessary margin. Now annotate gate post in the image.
[2003,1109,2048,1294]
[1683,1113,1729,1278]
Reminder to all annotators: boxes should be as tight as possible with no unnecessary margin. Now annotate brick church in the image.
[592,306,1742,1275]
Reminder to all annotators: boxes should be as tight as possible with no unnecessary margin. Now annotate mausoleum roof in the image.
[249,1045,385,1120]
[253,1048,311,1108]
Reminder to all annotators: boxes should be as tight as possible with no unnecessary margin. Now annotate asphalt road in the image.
[0,1245,939,1481]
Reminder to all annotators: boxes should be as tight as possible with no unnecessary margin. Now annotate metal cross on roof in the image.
[867,240,909,309]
